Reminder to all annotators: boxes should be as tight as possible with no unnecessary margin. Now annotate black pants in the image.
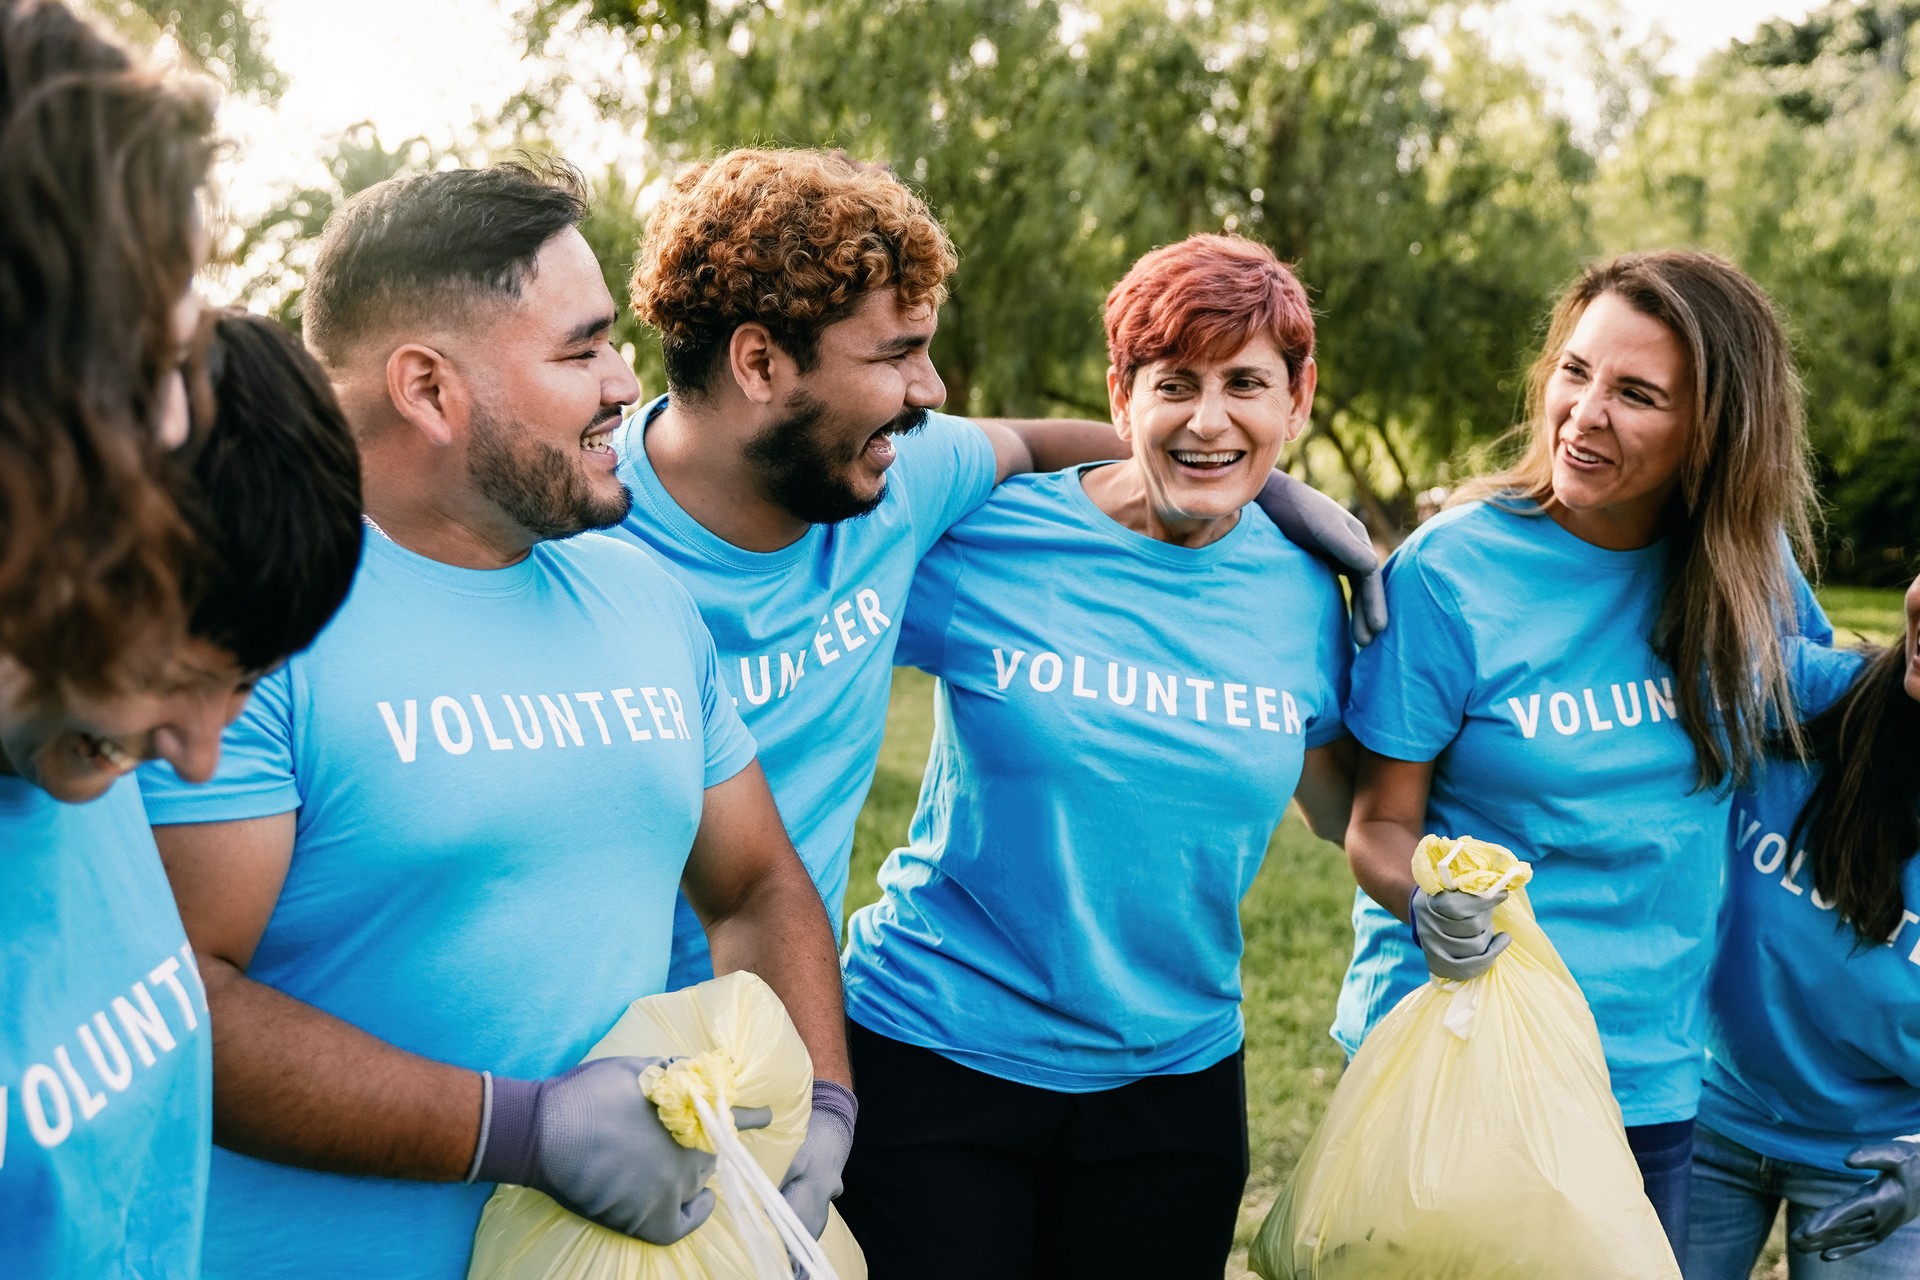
[837,1020,1250,1280]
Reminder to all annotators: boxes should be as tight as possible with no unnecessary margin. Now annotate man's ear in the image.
[727,322,781,407]
[1106,365,1134,446]
[385,343,466,446]
[1286,357,1318,443]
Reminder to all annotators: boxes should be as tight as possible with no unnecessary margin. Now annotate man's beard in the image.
[468,403,631,541]
[744,391,929,526]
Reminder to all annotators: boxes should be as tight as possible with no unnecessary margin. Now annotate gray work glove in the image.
[1254,470,1388,647]
[473,1057,772,1244]
[779,1079,857,1238]
[1410,886,1511,981]
[1791,1138,1920,1261]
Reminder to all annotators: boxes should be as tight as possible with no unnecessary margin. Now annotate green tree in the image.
[88,0,282,97]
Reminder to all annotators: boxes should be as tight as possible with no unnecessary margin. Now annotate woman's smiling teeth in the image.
[1565,442,1607,465]
[1171,449,1244,471]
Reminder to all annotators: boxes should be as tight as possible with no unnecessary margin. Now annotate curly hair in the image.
[0,0,216,693]
[631,148,957,396]
[1105,234,1315,399]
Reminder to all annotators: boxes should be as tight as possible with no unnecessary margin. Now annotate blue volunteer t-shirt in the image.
[1,775,211,1278]
[842,464,1351,1091]
[1334,500,1829,1126]
[137,530,756,1280]
[1701,640,1920,1171]
[604,397,996,988]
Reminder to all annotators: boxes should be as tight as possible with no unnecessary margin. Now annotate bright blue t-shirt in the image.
[1701,641,1920,1171]
[841,465,1351,1091]
[1333,500,1830,1126]
[1,775,211,1278]
[604,397,997,988]
[137,530,756,1280]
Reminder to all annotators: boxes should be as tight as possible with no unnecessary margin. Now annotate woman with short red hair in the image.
[837,234,1355,1277]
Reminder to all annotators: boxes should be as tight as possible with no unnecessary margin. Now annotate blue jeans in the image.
[1687,1123,1920,1279]
[1631,1118,1697,1258]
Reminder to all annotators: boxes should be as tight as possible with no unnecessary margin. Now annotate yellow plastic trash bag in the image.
[467,971,866,1280]
[1249,835,1680,1280]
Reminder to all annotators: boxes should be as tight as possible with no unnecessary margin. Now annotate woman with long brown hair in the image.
[1332,250,1827,1255]
[1689,578,1920,1278]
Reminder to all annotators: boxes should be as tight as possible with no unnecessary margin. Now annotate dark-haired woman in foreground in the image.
[1687,577,1920,1279]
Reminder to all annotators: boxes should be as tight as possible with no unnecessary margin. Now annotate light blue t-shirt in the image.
[842,465,1351,1091]
[604,397,997,988]
[1701,641,1920,1171]
[1333,500,1831,1126]
[1,774,211,1278]
[138,530,756,1280]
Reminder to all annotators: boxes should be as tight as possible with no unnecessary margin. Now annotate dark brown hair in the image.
[0,0,216,691]
[1789,643,1920,946]
[1458,250,1818,791]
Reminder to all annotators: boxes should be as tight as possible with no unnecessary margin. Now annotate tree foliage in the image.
[88,0,282,97]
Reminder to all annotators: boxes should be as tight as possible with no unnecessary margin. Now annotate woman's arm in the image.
[1345,747,1435,923]
[1292,738,1356,847]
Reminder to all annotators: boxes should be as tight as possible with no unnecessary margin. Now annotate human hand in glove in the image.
[1791,1138,1920,1261]
[1254,470,1388,647]
[780,1079,857,1238]
[1410,886,1511,980]
[472,1056,771,1244]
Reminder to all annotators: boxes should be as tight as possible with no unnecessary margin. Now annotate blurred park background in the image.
[98,0,1917,579]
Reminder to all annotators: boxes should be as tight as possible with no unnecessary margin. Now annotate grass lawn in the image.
[841,585,1906,1280]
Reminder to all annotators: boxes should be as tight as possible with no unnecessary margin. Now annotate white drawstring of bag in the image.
[691,1094,842,1280]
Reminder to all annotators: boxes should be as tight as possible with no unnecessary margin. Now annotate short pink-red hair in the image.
[1104,234,1314,399]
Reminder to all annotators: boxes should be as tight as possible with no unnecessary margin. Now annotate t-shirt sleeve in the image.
[892,536,966,677]
[1784,546,1833,645]
[1784,634,1866,720]
[1342,545,1476,763]
[138,664,302,824]
[1305,567,1353,748]
[681,595,758,789]
[891,413,998,558]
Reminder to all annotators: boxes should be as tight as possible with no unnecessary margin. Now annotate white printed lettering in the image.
[471,695,513,751]
[641,687,675,740]
[1507,695,1542,739]
[504,695,545,749]
[1753,833,1788,875]
[1282,690,1303,735]
[993,648,1027,690]
[430,696,473,755]
[834,601,867,653]
[1071,657,1098,700]
[376,700,419,763]
[54,1047,105,1121]
[147,958,198,1031]
[573,692,613,745]
[1645,677,1676,723]
[1185,678,1215,721]
[1030,653,1063,692]
[1781,849,1809,896]
[856,589,891,634]
[1257,687,1281,732]
[1223,683,1251,727]
[1611,682,1644,727]
[77,1015,133,1092]
[740,656,774,706]
[1147,672,1178,715]
[1107,663,1138,707]
[814,617,842,666]
[1735,816,1763,852]
[1549,692,1580,735]
[612,688,652,741]
[111,987,174,1066]
[779,650,807,695]
[664,688,691,740]
[538,695,585,748]
[1583,689,1615,731]
[22,1065,70,1148]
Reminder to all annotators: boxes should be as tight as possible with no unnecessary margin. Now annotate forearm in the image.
[977,417,1121,477]
[1347,817,1422,922]
[1294,741,1355,847]
[202,953,480,1180]
[704,860,852,1089]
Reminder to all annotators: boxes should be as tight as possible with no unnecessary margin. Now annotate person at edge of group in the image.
[4,309,365,1273]
[1687,575,1920,1279]
[606,146,1385,1231]
[137,160,850,1280]
[1333,249,1832,1257]
[2,4,358,1274]
[834,234,1355,1279]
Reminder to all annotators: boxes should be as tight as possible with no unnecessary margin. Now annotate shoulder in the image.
[1786,637,1869,720]
[542,530,674,578]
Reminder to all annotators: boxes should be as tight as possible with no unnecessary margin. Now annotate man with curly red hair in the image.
[607,147,1381,1241]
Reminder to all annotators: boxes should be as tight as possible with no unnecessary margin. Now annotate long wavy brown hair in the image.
[1458,251,1818,790]
[0,0,216,693]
